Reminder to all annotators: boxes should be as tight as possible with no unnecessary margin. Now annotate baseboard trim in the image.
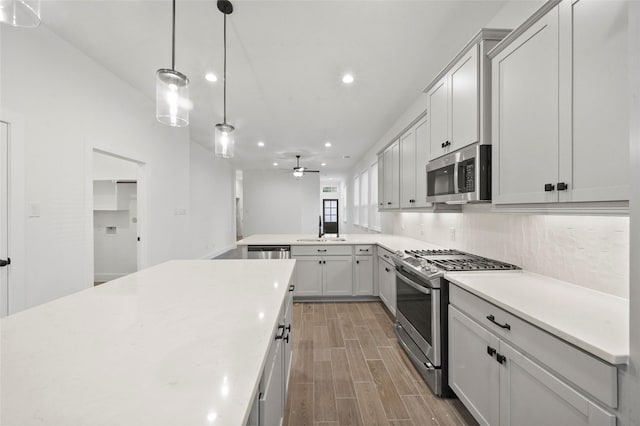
[94,272,129,282]
[293,296,381,303]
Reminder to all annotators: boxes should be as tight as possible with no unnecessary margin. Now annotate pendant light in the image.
[156,0,190,127]
[214,0,235,158]
[0,0,41,28]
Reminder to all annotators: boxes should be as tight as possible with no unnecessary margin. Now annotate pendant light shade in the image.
[214,0,235,158]
[214,123,235,158]
[155,0,190,127]
[156,69,190,127]
[0,0,41,28]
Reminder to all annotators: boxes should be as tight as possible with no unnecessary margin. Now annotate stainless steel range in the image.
[392,249,519,397]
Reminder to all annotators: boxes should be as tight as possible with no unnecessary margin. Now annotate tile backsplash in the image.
[390,209,629,298]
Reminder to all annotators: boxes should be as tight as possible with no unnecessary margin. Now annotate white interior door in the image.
[1,122,9,317]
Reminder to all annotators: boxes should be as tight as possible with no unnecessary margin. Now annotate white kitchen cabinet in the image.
[557,0,629,202]
[449,285,617,426]
[293,256,323,296]
[449,305,500,426]
[380,140,400,210]
[400,116,431,208]
[292,246,353,297]
[377,255,396,316]
[354,255,373,296]
[499,341,615,426]
[492,0,629,205]
[492,7,559,204]
[428,77,449,159]
[323,256,353,296]
[450,45,479,153]
[377,155,385,210]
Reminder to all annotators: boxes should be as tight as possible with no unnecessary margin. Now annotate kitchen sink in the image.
[296,237,347,242]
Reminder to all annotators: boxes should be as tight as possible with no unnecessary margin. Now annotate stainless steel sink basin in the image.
[296,237,347,242]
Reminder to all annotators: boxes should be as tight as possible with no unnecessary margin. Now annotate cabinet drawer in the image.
[291,245,353,256]
[355,245,373,255]
[449,284,617,408]
[377,246,395,264]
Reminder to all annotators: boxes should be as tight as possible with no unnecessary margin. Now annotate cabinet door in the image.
[498,341,615,426]
[283,290,294,399]
[448,306,500,426]
[390,141,400,209]
[492,7,559,204]
[377,153,385,210]
[400,127,416,208]
[450,44,479,152]
[558,0,629,202]
[323,256,353,296]
[413,117,431,208]
[378,260,396,316]
[383,145,394,208]
[293,256,323,296]
[354,256,373,296]
[428,77,449,160]
[259,339,284,426]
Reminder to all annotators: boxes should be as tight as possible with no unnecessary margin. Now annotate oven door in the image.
[395,268,441,366]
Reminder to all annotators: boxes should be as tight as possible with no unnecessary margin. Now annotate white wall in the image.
[243,170,320,236]
[0,24,235,311]
[189,141,236,258]
[485,0,546,28]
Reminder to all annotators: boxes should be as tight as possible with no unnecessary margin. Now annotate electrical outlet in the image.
[449,227,456,242]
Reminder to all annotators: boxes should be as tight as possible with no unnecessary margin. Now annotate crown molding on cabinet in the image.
[422,28,512,94]
[487,0,562,59]
[376,109,428,156]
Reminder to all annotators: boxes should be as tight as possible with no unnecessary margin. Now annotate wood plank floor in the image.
[284,302,478,426]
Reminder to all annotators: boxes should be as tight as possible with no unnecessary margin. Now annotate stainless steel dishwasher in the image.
[247,245,291,259]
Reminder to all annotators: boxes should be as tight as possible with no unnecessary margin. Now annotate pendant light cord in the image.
[171,0,176,70]
[223,13,227,123]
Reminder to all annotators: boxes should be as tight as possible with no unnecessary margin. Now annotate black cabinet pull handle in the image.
[284,334,289,343]
[487,346,497,357]
[387,202,392,205]
[356,260,360,264]
[385,267,390,272]
[557,182,568,191]
[486,314,511,330]
[359,249,369,252]
[317,249,327,252]
[323,260,326,264]
[441,142,445,148]
[383,254,389,259]
[496,354,506,364]
[544,183,555,192]
[286,324,291,332]
[275,325,285,340]
[318,260,322,264]
[0,258,10,267]
[289,285,295,292]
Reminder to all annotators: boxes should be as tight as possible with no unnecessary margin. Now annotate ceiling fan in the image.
[291,155,319,177]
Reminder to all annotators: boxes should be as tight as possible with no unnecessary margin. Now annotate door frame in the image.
[0,112,26,315]
[85,145,148,287]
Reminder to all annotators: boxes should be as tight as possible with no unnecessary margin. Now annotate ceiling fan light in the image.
[156,69,190,127]
[0,0,40,28]
[293,171,304,178]
[214,122,235,158]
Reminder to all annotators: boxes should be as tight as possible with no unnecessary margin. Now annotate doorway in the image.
[0,122,9,316]
[323,199,339,235]
[92,151,141,285]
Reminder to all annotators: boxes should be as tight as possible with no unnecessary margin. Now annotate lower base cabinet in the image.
[354,255,374,296]
[377,257,396,316]
[449,305,615,426]
[247,286,294,426]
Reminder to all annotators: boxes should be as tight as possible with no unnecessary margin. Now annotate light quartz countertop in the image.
[238,234,630,365]
[446,271,629,365]
[236,233,444,253]
[1,259,296,425]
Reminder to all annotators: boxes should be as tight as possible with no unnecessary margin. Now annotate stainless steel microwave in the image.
[426,144,491,203]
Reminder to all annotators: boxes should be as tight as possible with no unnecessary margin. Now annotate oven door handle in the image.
[396,272,432,295]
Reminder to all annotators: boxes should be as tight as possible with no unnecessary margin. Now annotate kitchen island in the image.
[1,259,296,425]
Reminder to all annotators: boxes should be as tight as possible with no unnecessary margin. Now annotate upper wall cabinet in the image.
[400,116,431,208]
[426,29,510,161]
[491,0,629,205]
[380,140,400,210]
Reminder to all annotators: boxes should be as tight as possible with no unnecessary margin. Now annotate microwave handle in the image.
[453,158,460,195]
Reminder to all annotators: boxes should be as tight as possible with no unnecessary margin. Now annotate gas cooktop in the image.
[393,248,520,281]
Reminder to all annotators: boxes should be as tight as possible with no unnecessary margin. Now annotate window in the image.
[353,176,360,226]
[323,199,339,234]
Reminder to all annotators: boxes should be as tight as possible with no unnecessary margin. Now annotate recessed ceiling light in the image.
[205,73,218,82]
[257,141,265,147]
[321,163,326,166]
[342,73,354,84]
[273,162,278,166]
[325,142,332,148]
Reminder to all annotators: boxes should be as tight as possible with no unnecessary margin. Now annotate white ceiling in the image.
[40,0,508,173]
